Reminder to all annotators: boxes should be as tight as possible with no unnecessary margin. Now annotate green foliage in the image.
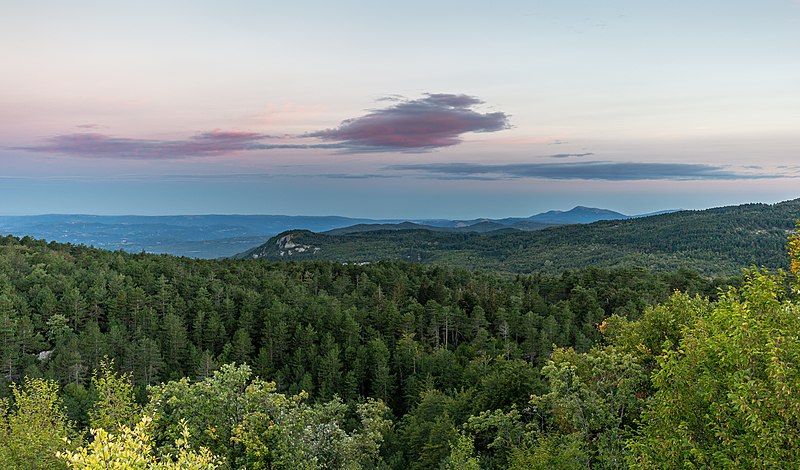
[146,363,254,467]
[233,394,391,470]
[441,433,481,470]
[467,356,542,412]
[395,389,461,469]
[628,270,800,468]
[465,407,527,467]
[59,415,219,469]
[599,292,711,373]
[0,377,75,469]
[532,346,647,468]
[507,433,586,470]
[148,363,392,469]
[89,359,139,432]
[789,221,800,276]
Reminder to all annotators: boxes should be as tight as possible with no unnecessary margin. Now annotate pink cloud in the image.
[18,93,511,158]
[18,130,270,159]
[306,93,510,152]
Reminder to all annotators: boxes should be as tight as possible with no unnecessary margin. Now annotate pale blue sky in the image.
[1,0,798,217]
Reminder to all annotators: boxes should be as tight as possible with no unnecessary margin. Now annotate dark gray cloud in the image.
[387,161,783,181]
[550,152,593,158]
[305,93,510,152]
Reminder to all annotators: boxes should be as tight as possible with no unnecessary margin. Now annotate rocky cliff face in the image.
[243,231,322,259]
[270,233,320,258]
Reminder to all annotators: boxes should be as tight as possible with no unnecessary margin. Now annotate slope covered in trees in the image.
[0,235,724,404]
[1,226,800,467]
[0,206,642,259]
[240,198,800,276]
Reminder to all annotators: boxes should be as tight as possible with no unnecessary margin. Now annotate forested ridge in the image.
[241,198,800,276]
[2,227,800,468]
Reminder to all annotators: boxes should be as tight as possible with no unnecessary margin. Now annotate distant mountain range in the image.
[330,206,681,235]
[237,199,800,277]
[0,206,665,258]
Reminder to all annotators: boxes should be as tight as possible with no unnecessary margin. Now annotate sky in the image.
[1,0,799,218]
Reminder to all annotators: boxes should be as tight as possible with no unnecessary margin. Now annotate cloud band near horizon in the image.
[15,93,510,158]
[387,161,785,181]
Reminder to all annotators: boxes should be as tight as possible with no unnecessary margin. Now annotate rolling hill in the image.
[324,220,528,235]
[236,199,800,276]
[0,206,654,258]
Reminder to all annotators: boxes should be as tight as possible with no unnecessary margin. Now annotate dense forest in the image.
[1,226,800,468]
[241,198,800,277]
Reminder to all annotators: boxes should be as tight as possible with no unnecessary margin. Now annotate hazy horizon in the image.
[0,197,794,221]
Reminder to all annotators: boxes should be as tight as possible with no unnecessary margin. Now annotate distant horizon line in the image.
[0,206,715,220]
[2,197,799,221]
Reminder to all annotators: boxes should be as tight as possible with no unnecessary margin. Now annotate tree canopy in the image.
[0,226,799,468]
